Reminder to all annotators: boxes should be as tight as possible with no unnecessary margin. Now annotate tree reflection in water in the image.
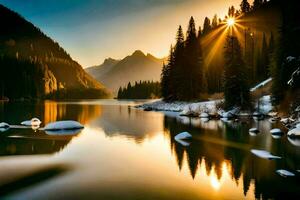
[164,116,300,200]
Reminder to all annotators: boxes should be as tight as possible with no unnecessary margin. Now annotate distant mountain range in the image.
[86,50,166,92]
[0,4,109,99]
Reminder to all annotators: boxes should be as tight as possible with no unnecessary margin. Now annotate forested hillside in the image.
[0,4,109,100]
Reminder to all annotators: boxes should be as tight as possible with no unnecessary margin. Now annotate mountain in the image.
[0,4,109,100]
[86,50,166,92]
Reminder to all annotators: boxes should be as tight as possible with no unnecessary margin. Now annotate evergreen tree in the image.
[223,36,250,109]
[202,17,211,35]
[172,25,185,100]
[184,17,203,100]
[228,6,235,17]
[240,0,251,13]
[252,0,263,10]
[212,14,218,28]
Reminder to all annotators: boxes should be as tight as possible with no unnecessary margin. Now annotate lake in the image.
[0,100,300,200]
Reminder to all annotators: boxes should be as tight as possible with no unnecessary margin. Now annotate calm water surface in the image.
[0,100,299,200]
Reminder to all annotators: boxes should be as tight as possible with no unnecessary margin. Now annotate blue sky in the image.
[0,0,242,67]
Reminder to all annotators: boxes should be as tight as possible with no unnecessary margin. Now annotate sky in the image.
[0,0,243,67]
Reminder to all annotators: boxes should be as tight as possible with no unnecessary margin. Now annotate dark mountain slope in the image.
[0,4,109,99]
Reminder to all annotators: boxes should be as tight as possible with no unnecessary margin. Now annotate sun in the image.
[227,17,235,27]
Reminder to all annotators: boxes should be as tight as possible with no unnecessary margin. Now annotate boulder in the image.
[21,118,42,126]
[276,169,295,177]
[270,128,284,135]
[0,122,9,128]
[288,128,300,138]
[199,112,209,118]
[44,120,84,131]
[251,149,281,159]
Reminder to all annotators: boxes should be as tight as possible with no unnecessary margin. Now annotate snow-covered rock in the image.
[287,127,300,137]
[253,111,263,117]
[218,108,239,119]
[276,169,295,177]
[257,95,273,115]
[199,112,209,118]
[270,128,283,135]
[251,149,281,159]
[21,118,41,126]
[0,122,9,128]
[44,120,84,131]
[296,123,300,129]
[174,132,192,147]
[286,56,296,62]
[249,128,259,133]
[175,132,192,140]
[268,111,278,117]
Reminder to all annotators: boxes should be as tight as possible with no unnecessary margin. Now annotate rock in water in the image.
[174,132,192,140]
[270,128,283,135]
[21,118,42,126]
[249,128,259,136]
[251,149,281,160]
[44,120,84,131]
[276,169,295,177]
[249,128,259,133]
[288,128,300,138]
[174,132,192,146]
[199,112,209,118]
[0,122,9,128]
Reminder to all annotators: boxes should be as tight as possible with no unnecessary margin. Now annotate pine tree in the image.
[172,25,185,100]
[252,0,263,10]
[212,14,218,28]
[223,36,250,109]
[202,17,211,35]
[184,17,203,100]
[240,0,251,13]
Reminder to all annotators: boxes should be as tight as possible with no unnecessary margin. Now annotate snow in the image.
[296,123,300,129]
[250,78,272,92]
[44,120,84,131]
[0,122,9,128]
[21,118,41,126]
[270,128,283,135]
[140,100,220,115]
[251,149,281,159]
[287,128,300,137]
[257,95,273,114]
[286,56,296,62]
[276,169,295,177]
[199,112,209,118]
[174,132,192,140]
[249,128,259,133]
[174,132,192,146]
[288,67,300,86]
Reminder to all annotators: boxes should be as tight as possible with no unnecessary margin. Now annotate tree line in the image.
[161,0,299,110]
[117,81,160,99]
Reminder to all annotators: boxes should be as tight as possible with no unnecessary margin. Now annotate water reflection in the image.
[164,116,300,199]
[89,105,164,142]
[0,100,300,199]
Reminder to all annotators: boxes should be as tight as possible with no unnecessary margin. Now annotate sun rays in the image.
[202,14,249,67]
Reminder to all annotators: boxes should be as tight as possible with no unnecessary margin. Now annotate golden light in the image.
[227,17,235,27]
